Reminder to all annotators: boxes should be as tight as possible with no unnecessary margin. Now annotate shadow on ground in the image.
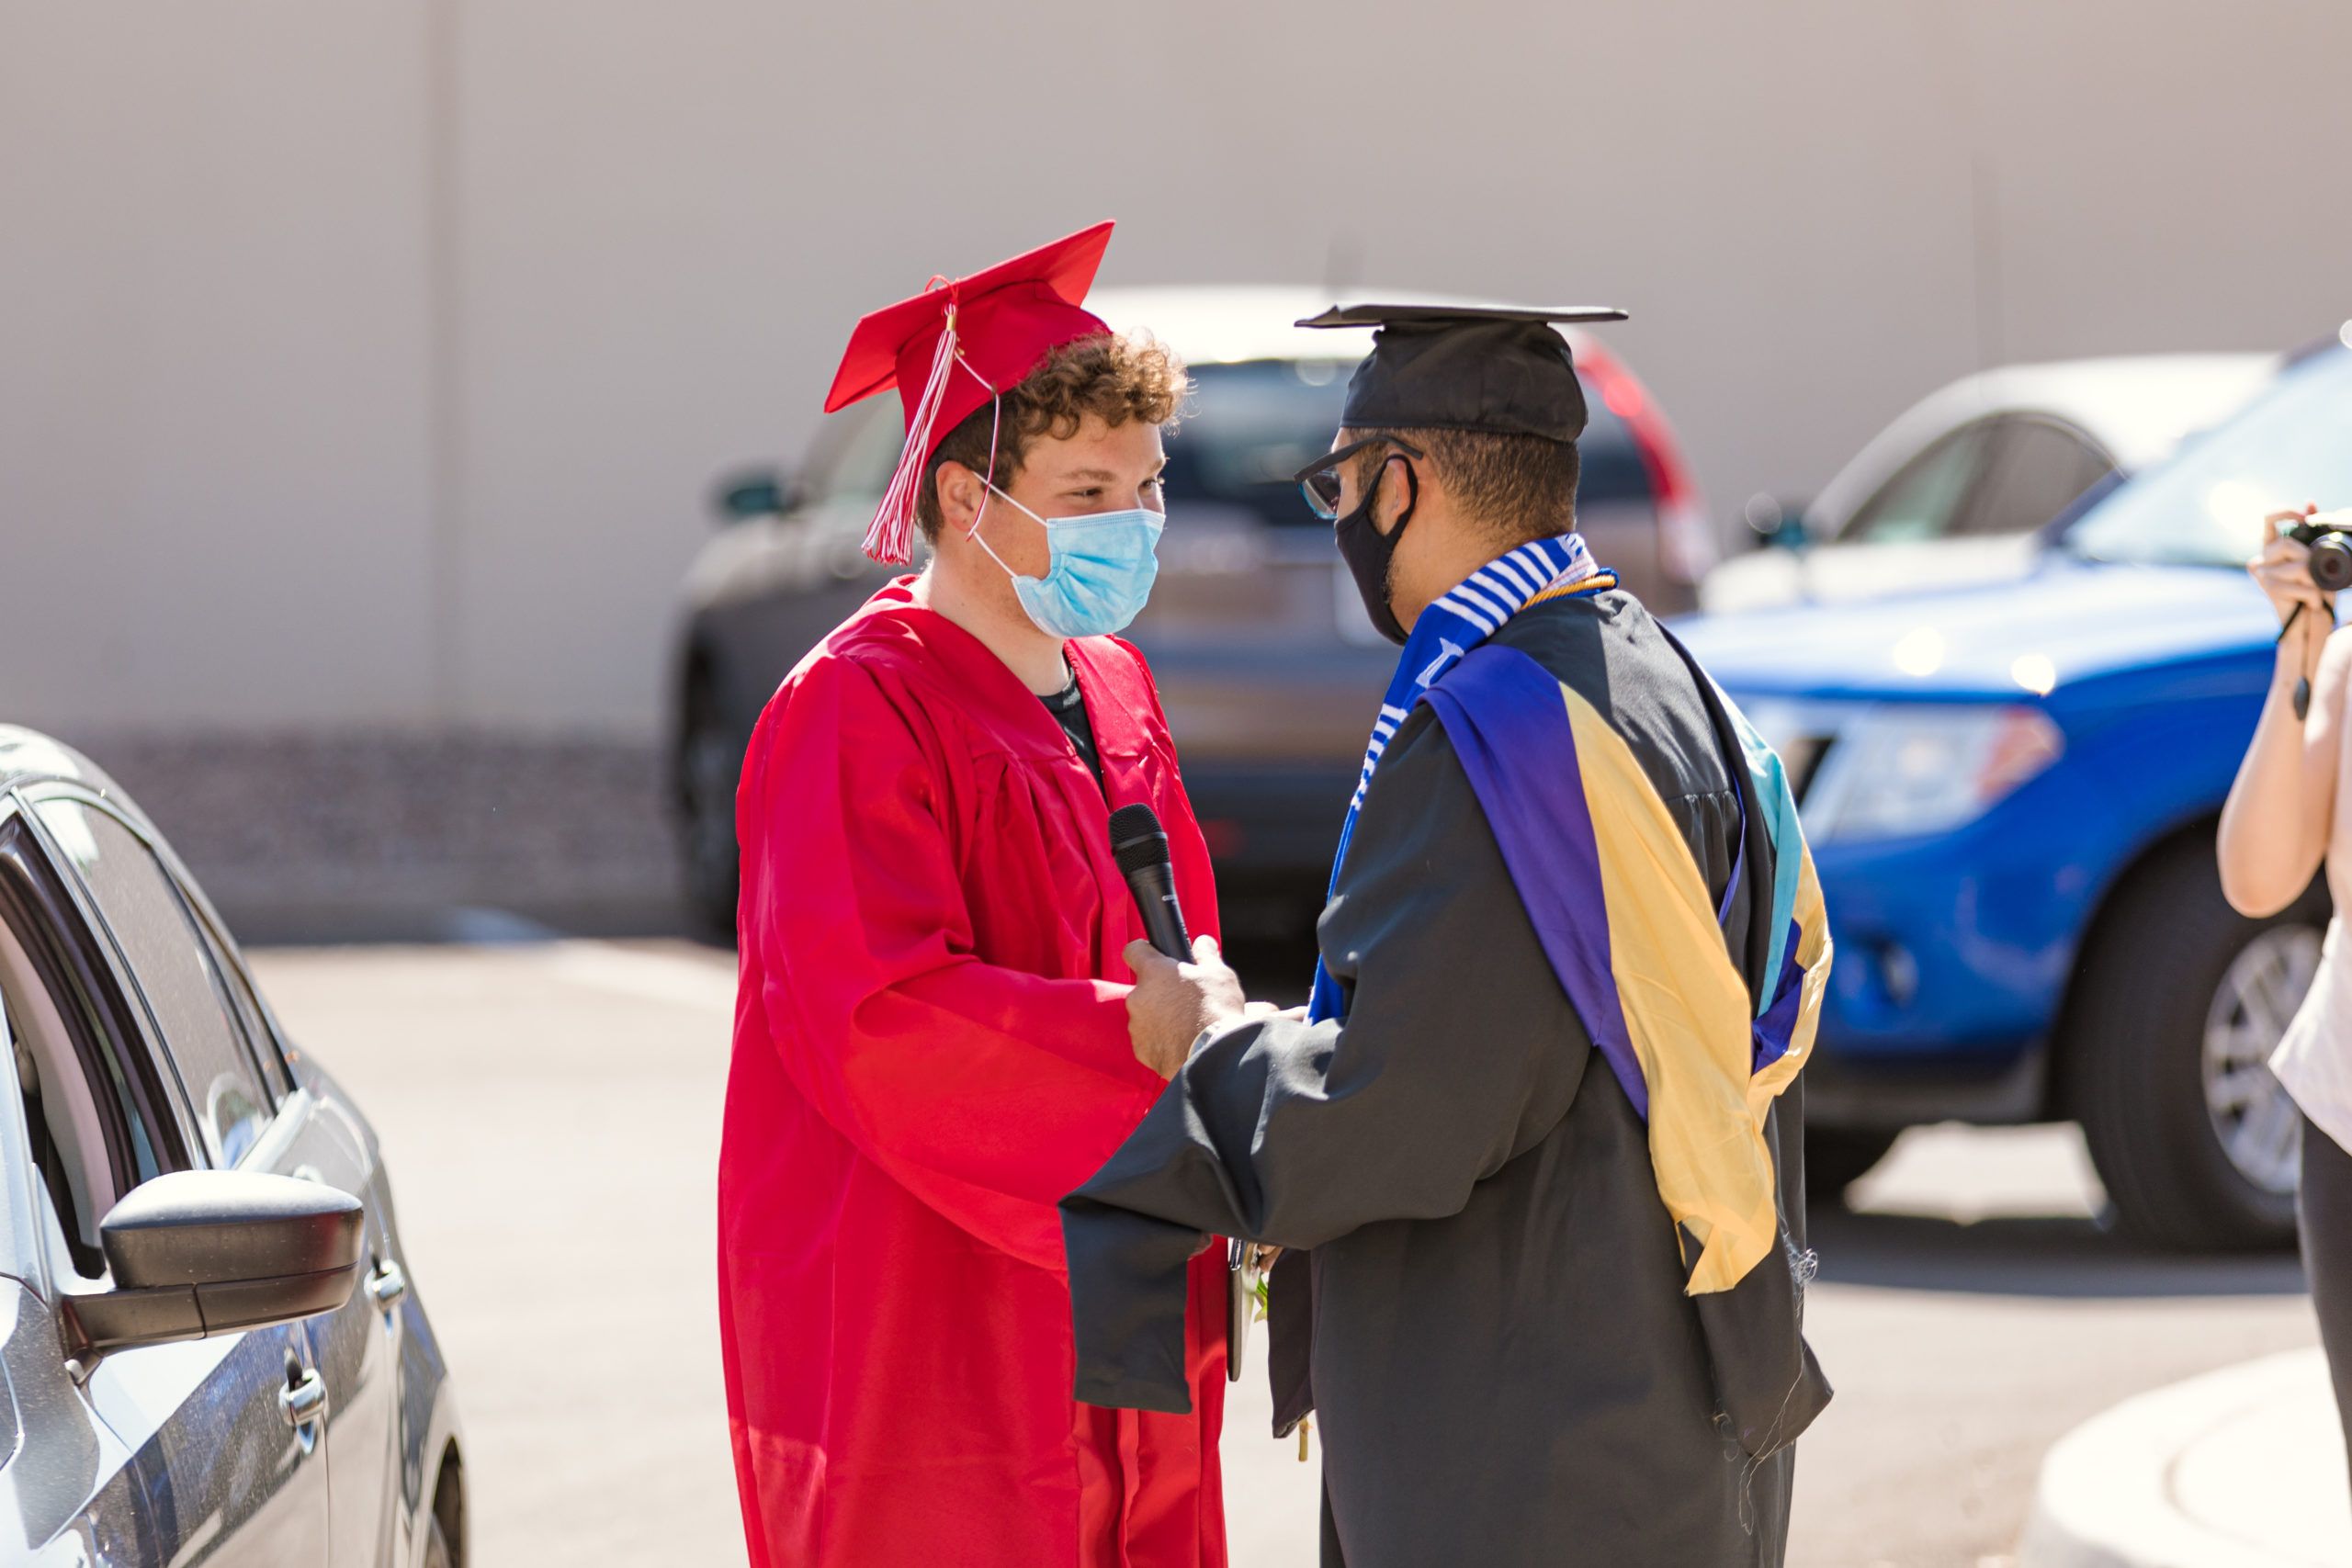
[1806,1201,2310,1300]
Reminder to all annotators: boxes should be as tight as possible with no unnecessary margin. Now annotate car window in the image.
[7,942,114,1282]
[35,800,275,1168]
[821,404,913,507]
[1161,360,1352,528]
[1839,423,1997,544]
[0,813,182,1281]
[182,897,295,1102]
[1962,419,2115,538]
[2066,346,2352,567]
[1160,358,1651,529]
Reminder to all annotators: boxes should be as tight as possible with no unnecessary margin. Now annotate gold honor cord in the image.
[1521,570,1619,609]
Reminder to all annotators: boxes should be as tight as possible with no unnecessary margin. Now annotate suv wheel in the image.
[678,667,743,941]
[2070,841,2316,1249]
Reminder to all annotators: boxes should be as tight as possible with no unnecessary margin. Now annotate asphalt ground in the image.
[246,938,2324,1568]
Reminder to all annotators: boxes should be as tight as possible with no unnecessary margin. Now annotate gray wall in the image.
[5,0,2347,737]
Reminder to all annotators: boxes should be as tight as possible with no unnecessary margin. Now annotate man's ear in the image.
[1374,454,1419,537]
[933,461,985,537]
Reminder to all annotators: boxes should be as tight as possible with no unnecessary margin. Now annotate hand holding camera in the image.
[2293,513,2352,593]
[2251,503,2352,623]
[2249,503,2348,717]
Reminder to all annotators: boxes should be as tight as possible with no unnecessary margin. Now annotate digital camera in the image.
[2289,517,2352,593]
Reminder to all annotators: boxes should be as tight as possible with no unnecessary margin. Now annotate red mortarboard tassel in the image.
[823,222,1117,567]
[862,290,960,567]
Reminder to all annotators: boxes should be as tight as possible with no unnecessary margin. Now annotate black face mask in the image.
[1333,457,1419,646]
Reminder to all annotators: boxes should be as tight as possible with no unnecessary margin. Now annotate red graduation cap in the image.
[825,220,1116,565]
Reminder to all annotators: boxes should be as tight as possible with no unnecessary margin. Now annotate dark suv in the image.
[670,287,1710,935]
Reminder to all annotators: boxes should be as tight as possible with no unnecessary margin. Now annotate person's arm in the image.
[2220,505,2348,917]
[1063,710,1589,1411]
[741,654,1162,1273]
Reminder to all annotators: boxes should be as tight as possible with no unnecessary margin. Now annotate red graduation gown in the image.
[719,581,1230,1568]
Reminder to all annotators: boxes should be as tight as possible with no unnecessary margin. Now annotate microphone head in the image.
[1107,803,1172,878]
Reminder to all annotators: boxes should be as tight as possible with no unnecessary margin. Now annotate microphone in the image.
[1108,803,1192,962]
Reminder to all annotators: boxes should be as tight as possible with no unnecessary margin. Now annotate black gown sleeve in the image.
[1062,708,1591,1413]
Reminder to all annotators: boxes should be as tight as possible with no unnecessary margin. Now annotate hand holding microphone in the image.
[1109,804,1255,1078]
[1121,937,1258,1079]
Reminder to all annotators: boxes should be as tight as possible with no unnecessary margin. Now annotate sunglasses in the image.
[1293,435,1424,522]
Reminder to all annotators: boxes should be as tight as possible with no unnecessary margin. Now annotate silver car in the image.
[1701,353,2278,613]
[0,728,465,1566]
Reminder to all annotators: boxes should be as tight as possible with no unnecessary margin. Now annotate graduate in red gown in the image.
[719,223,1232,1567]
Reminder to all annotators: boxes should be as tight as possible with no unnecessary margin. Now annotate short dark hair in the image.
[1341,425,1579,544]
[915,332,1188,542]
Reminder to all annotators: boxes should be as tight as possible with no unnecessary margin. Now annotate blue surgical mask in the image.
[970,484,1165,639]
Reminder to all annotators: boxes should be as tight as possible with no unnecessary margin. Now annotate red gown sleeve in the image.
[739,651,1161,1273]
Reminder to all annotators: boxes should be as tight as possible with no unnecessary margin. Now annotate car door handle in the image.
[281,1368,327,1428]
[368,1258,408,1310]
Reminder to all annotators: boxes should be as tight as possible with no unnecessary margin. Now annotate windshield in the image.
[1166,358,1652,528]
[2065,346,2352,567]
[1162,360,1353,526]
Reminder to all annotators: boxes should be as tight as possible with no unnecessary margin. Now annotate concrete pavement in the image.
[2021,1350,2350,1568]
[251,937,1326,1564]
[248,937,2324,1567]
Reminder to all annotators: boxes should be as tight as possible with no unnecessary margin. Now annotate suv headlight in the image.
[1813,705,2064,842]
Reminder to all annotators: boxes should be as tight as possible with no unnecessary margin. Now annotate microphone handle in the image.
[1129,863,1192,961]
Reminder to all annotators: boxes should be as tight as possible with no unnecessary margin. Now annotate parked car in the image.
[0,728,466,1565]
[1700,354,2277,613]
[671,286,1708,934]
[1677,331,2352,1249]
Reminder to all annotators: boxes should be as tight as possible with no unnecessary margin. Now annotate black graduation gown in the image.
[1062,590,1822,1568]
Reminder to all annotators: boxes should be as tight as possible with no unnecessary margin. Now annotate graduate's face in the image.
[943,415,1169,581]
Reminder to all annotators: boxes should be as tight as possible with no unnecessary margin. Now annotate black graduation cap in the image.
[1297,302,1628,445]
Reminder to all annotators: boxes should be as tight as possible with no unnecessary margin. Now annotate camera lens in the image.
[2312,535,2352,593]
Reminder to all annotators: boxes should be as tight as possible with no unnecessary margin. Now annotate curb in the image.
[2018,1348,2349,1568]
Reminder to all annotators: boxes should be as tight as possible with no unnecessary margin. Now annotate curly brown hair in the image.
[916,332,1189,541]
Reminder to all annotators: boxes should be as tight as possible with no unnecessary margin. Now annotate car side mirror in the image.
[65,1171,366,1356]
[1743,493,1813,553]
[713,467,800,525]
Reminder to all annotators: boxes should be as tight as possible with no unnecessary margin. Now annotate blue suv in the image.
[1679,333,2352,1248]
